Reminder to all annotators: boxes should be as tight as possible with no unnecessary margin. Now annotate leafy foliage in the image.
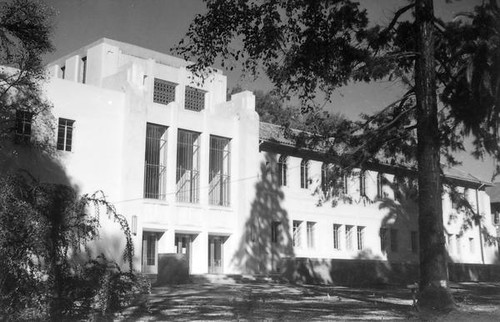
[0,173,149,320]
[177,0,499,174]
[176,0,499,310]
[0,0,54,145]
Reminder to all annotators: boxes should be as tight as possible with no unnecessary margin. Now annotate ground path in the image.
[118,276,500,321]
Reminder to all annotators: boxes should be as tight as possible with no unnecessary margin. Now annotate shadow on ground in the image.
[114,278,500,321]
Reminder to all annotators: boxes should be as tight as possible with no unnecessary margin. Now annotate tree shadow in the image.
[231,152,295,276]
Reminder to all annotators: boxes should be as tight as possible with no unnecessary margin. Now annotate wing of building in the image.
[2,38,498,285]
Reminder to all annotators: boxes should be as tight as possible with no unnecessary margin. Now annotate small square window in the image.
[154,78,177,105]
[185,86,206,111]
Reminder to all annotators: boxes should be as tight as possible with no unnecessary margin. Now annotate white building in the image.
[3,38,498,284]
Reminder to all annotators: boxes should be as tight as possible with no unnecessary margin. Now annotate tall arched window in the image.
[278,155,288,186]
[300,159,309,189]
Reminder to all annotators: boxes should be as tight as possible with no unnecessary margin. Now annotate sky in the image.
[41,0,496,182]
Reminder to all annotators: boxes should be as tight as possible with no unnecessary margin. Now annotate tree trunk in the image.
[414,0,455,311]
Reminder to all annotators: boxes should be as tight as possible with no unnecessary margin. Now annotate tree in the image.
[0,172,145,320]
[0,0,54,145]
[175,0,500,311]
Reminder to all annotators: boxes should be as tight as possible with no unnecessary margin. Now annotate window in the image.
[278,155,288,186]
[146,233,156,265]
[144,123,168,199]
[357,226,365,250]
[209,136,231,206]
[345,225,354,250]
[80,56,87,84]
[271,221,281,243]
[321,163,331,193]
[60,66,65,79]
[411,231,418,254]
[185,86,205,111]
[492,211,500,225]
[390,229,398,252]
[15,110,33,144]
[333,224,341,250]
[457,235,462,256]
[359,171,366,197]
[393,177,402,200]
[176,130,200,203]
[153,78,176,105]
[469,237,475,253]
[377,173,385,198]
[300,159,309,189]
[307,222,315,249]
[57,118,75,151]
[380,228,388,253]
[447,234,455,254]
[292,221,302,247]
[342,173,349,194]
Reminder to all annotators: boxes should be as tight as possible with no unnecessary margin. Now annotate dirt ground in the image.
[117,276,500,321]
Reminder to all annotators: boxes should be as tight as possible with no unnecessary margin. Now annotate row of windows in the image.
[278,156,388,198]
[272,221,416,255]
[143,123,231,206]
[446,233,476,255]
[153,78,206,111]
[333,224,366,251]
[15,111,74,152]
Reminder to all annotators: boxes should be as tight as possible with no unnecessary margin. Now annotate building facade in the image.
[3,38,498,283]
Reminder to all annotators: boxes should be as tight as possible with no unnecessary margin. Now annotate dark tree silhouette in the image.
[175,0,500,310]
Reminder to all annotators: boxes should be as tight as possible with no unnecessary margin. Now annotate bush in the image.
[0,173,147,320]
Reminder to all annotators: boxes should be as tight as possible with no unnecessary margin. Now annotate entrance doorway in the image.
[175,234,193,273]
[142,232,158,274]
[208,235,226,274]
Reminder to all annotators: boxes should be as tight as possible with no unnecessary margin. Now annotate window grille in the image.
[144,123,168,199]
[57,118,75,151]
[333,224,341,250]
[345,225,354,250]
[357,226,365,250]
[278,155,288,186]
[15,110,33,144]
[307,222,315,248]
[153,78,176,105]
[411,231,418,254]
[390,229,398,252]
[185,86,206,111]
[292,221,301,247]
[176,129,200,203]
[359,171,366,196]
[209,135,231,206]
[300,159,309,189]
